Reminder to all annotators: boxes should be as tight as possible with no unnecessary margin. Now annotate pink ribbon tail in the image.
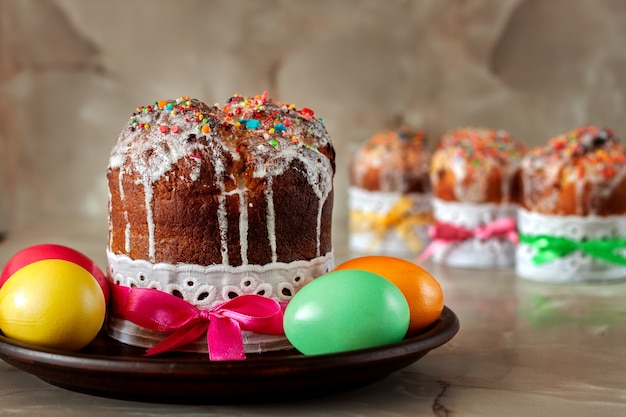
[417,222,472,262]
[146,319,209,357]
[110,285,285,360]
[207,314,245,361]
[418,240,449,263]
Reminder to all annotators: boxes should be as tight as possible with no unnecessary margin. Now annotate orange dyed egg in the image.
[334,256,444,335]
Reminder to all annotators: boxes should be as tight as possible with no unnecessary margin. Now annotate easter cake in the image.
[516,125,626,282]
[106,93,335,356]
[348,126,433,254]
[420,127,527,267]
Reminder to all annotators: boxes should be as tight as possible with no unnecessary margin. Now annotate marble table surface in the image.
[0,219,625,416]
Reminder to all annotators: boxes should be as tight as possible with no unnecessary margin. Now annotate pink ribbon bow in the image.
[110,285,285,360]
[418,217,519,262]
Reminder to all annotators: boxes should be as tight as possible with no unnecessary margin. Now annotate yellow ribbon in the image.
[350,195,433,252]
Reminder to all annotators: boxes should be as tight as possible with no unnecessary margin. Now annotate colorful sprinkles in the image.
[124,92,328,158]
[434,127,527,178]
[440,127,526,164]
[128,96,213,138]
[363,126,428,151]
[220,92,325,150]
[525,125,625,180]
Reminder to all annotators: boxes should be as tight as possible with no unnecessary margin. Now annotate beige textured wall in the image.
[2,0,626,240]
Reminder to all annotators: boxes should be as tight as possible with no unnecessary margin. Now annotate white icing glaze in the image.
[107,187,113,248]
[143,183,155,260]
[215,157,230,265]
[238,190,249,265]
[115,170,128,252]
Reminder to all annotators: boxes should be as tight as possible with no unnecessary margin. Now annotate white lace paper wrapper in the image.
[348,187,432,254]
[430,199,518,268]
[516,209,626,283]
[106,250,334,352]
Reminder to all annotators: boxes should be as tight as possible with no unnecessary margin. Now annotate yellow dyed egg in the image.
[0,259,106,351]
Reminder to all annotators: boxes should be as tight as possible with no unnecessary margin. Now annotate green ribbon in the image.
[519,234,626,266]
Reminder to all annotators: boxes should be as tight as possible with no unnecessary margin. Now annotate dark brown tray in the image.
[0,306,459,404]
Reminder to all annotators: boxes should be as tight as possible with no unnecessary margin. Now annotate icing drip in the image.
[214,156,229,265]
[144,182,155,260]
[115,169,131,252]
[238,191,249,264]
[313,163,332,256]
[265,176,277,263]
[107,188,113,249]
[117,171,128,253]
[316,198,323,257]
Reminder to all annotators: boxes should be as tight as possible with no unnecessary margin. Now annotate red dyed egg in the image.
[0,244,109,303]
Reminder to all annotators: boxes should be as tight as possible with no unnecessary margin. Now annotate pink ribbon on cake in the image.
[110,285,285,361]
[418,217,519,262]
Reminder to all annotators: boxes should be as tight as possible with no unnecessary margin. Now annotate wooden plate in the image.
[0,306,459,404]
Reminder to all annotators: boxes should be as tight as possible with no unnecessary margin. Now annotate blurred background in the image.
[2,0,626,263]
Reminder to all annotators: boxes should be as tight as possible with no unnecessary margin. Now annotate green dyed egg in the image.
[283,270,410,355]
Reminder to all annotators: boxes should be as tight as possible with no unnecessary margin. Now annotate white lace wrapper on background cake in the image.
[348,187,432,254]
[429,199,518,268]
[516,209,626,283]
[106,250,334,353]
